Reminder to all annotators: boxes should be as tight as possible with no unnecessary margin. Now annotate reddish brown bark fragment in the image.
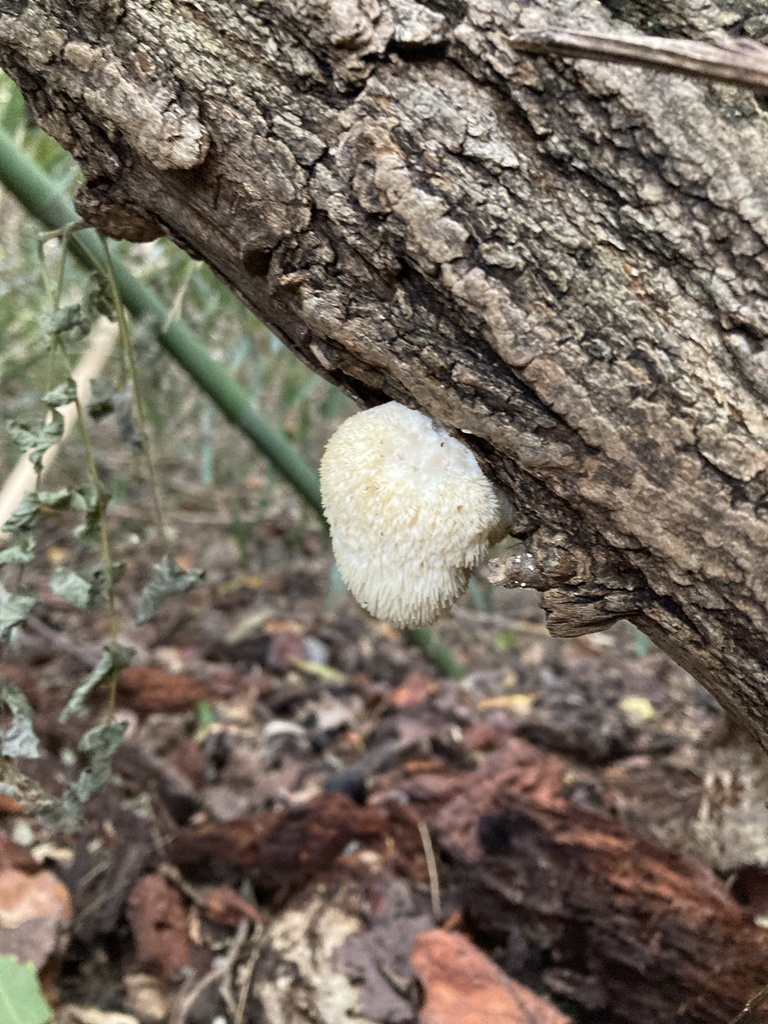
[125,873,191,980]
[117,665,207,713]
[411,929,572,1024]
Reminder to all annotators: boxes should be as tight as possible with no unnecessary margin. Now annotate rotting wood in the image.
[2,1,768,744]
[436,779,768,1024]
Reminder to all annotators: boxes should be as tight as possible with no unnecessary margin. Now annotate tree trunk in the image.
[2,0,768,743]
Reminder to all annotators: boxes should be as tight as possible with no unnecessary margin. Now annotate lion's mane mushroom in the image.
[319,402,512,628]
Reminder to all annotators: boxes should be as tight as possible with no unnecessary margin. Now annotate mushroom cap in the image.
[319,402,511,628]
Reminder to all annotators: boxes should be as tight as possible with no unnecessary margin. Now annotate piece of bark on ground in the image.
[411,928,572,1024]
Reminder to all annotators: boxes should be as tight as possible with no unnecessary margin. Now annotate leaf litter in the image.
[0,474,767,1024]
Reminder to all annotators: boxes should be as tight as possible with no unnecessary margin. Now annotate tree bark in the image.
[2,0,768,742]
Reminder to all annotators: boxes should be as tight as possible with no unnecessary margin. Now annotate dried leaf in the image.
[0,537,36,567]
[411,930,572,1024]
[59,645,134,722]
[41,378,77,408]
[338,914,432,1023]
[116,666,206,714]
[0,866,73,969]
[0,588,37,644]
[134,556,204,624]
[0,684,39,759]
[49,564,124,611]
[200,884,262,928]
[6,412,64,472]
[125,875,191,979]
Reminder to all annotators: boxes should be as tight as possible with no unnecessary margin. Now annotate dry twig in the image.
[501,26,768,93]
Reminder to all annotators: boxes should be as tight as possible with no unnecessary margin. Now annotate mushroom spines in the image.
[320,402,511,627]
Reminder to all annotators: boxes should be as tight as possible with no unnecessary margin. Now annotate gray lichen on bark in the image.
[3,0,768,743]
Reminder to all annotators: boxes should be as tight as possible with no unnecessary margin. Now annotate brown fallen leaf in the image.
[125,873,191,979]
[0,865,73,971]
[389,671,436,709]
[164,738,209,789]
[0,794,25,815]
[411,930,572,1024]
[338,912,432,1023]
[266,629,308,672]
[117,665,207,713]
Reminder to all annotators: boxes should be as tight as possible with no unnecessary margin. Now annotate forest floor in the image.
[3,465,768,1024]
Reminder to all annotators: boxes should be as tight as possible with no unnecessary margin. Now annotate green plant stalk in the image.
[100,238,170,552]
[0,125,323,517]
[404,627,465,679]
[0,125,465,678]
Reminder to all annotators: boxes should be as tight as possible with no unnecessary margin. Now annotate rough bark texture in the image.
[2,1,768,740]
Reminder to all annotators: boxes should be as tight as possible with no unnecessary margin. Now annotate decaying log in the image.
[437,785,768,1024]
[3,0,768,745]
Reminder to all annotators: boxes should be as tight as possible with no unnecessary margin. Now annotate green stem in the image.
[100,239,169,552]
[404,627,465,680]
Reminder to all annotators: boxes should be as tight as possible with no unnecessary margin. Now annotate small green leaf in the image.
[40,304,82,337]
[71,486,109,544]
[0,955,53,1024]
[135,555,205,624]
[41,378,77,408]
[0,536,36,566]
[195,700,218,730]
[0,586,37,643]
[6,412,64,472]
[0,684,40,759]
[36,488,77,508]
[72,721,127,801]
[3,494,40,534]
[59,644,134,722]
[3,489,78,535]
[48,564,123,611]
[48,567,92,609]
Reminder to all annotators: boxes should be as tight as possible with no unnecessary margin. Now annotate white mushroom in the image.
[319,402,512,627]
